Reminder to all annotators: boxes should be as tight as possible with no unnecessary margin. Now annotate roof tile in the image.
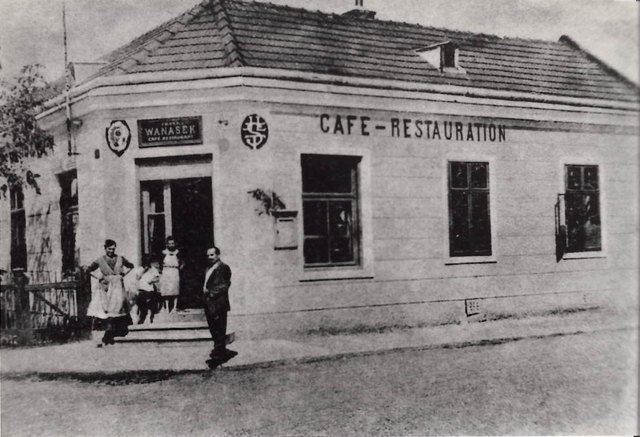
[85,0,637,102]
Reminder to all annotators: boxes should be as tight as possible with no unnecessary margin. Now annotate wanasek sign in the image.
[137,116,203,148]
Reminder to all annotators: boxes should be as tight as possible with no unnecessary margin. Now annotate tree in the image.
[0,64,55,196]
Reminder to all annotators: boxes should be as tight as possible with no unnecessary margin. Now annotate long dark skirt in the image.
[93,314,132,344]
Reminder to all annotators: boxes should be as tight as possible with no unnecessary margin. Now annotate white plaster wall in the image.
[36,81,639,329]
[260,101,638,318]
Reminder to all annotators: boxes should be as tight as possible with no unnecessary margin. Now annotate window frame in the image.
[9,186,27,270]
[301,154,361,268]
[59,170,79,273]
[443,157,497,265]
[298,149,374,282]
[558,159,607,260]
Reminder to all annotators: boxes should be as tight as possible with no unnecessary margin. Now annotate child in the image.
[135,255,162,324]
[159,236,182,313]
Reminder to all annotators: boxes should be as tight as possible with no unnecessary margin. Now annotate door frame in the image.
[135,154,214,264]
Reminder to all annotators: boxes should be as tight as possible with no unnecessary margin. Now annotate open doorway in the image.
[141,177,213,309]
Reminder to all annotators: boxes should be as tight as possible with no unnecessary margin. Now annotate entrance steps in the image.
[112,308,235,343]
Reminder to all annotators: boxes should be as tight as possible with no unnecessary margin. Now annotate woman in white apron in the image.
[86,239,134,346]
[159,236,182,313]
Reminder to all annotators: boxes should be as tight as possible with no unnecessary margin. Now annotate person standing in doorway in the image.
[203,246,237,369]
[133,255,162,324]
[86,239,134,346]
[159,236,182,313]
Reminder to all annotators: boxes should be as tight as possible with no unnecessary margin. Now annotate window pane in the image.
[442,45,456,68]
[584,166,599,190]
[566,166,581,190]
[566,192,601,252]
[148,215,166,257]
[584,194,601,250]
[449,191,470,255]
[302,155,356,194]
[146,183,164,213]
[329,201,354,263]
[10,210,27,269]
[303,201,328,236]
[304,238,329,264]
[10,187,24,211]
[470,163,488,189]
[470,192,492,254]
[450,162,468,189]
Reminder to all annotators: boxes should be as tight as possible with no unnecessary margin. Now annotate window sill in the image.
[562,252,606,260]
[445,256,497,266]
[300,266,374,283]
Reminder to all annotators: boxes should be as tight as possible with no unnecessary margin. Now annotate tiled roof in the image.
[88,0,638,103]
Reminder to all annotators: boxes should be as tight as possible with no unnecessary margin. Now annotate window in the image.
[10,186,27,270]
[141,180,169,258]
[441,44,456,68]
[448,161,492,257]
[302,154,361,267]
[565,165,601,252]
[59,171,79,273]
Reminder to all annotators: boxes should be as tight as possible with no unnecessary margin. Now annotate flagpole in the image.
[63,0,74,156]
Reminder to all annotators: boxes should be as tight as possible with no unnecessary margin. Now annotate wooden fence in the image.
[0,272,91,346]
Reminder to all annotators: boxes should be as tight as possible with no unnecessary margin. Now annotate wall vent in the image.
[465,298,481,317]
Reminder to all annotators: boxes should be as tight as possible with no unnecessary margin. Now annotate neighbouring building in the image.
[1,0,638,337]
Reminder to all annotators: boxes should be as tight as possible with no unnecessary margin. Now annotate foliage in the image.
[0,64,55,195]
[247,188,286,216]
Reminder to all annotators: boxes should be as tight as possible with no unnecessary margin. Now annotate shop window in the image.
[448,161,492,257]
[10,186,27,270]
[59,171,79,274]
[564,165,601,252]
[302,154,361,267]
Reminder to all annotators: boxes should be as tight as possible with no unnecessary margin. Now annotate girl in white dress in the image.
[159,236,182,313]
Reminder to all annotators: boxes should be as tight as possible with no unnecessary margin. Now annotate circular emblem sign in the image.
[105,120,131,157]
[241,114,269,150]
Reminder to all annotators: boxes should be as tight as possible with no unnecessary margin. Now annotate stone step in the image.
[129,321,209,332]
[116,328,212,343]
[112,325,235,344]
[134,308,206,325]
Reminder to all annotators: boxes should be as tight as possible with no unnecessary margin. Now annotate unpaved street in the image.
[2,328,637,436]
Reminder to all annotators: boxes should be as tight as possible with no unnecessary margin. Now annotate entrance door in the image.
[141,177,213,308]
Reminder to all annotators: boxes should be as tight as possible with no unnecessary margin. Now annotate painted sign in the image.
[241,114,269,150]
[105,120,131,157]
[137,116,202,147]
[319,113,507,143]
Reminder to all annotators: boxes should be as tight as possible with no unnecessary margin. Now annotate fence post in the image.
[12,269,33,345]
[76,268,92,339]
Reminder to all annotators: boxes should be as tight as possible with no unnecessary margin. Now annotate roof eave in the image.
[37,67,640,121]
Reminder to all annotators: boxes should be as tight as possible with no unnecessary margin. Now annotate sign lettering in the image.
[137,116,202,147]
[319,113,506,143]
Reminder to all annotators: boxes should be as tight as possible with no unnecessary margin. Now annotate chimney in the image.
[342,0,376,19]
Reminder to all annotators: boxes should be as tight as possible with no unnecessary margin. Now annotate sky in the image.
[0,0,638,84]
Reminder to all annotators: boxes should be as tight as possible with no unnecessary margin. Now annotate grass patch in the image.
[302,319,460,337]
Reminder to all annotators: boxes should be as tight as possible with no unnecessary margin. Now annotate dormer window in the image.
[441,44,456,68]
[415,41,465,74]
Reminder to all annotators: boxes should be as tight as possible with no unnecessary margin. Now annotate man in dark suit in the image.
[203,246,237,369]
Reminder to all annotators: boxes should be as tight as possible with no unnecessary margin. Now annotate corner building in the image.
[2,0,638,337]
